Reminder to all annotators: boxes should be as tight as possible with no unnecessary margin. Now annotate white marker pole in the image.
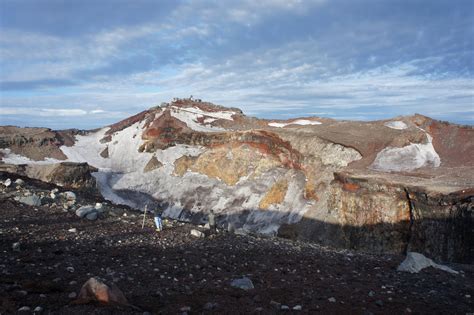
[141,204,148,229]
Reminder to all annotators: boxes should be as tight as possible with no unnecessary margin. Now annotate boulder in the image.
[14,178,24,186]
[18,194,41,206]
[64,191,76,201]
[190,229,205,238]
[397,252,458,274]
[75,206,96,218]
[76,277,128,305]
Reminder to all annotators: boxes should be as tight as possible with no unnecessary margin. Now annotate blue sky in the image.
[0,0,473,129]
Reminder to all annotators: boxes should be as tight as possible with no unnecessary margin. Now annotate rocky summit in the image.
[0,98,473,263]
[0,98,473,313]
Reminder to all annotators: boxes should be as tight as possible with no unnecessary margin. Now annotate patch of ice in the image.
[268,119,322,128]
[385,121,408,130]
[370,133,441,172]
[0,148,62,165]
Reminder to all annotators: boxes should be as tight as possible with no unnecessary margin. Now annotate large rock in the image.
[76,206,97,218]
[18,194,41,206]
[76,277,128,305]
[397,252,458,274]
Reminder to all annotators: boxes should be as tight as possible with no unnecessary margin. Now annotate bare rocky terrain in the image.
[0,99,473,314]
[1,174,473,314]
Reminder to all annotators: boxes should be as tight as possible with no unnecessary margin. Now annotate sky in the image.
[0,0,473,129]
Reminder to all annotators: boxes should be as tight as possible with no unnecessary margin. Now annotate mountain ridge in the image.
[0,98,472,263]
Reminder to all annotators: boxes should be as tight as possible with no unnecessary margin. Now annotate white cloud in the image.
[0,107,126,117]
[89,109,106,114]
[0,107,87,116]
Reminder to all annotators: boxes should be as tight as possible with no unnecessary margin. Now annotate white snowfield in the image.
[0,148,62,165]
[170,106,233,132]
[269,119,322,128]
[384,121,408,130]
[371,132,441,172]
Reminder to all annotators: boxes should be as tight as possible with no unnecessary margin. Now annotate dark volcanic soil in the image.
[1,190,473,314]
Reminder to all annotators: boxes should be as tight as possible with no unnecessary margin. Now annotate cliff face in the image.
[0,162,98,192]
[1,99,472,262]
[317,172,472,262]
[0,126,79,161]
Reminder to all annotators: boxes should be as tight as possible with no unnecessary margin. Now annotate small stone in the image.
[66,266,75,273]
[143,312,151,315]
[368,290,375,297]
[270,300,281,308]
[375,300,384,307]
[18,306,30,312]
[15,178,24,186]
[95,203,103,210]
[203,302,217,310]
[293,305,302,311]
[12,242,21,252]
[466,294,471,298]
[190,229,205,238]
[68,292,77,299]
[33,306,44,313]
[180,306,191,312]
[281,305,290,310]
[39,294,46,298]
[230,277,254,290]
[328,297,336,303]
[68,228,77,233]
[4,178,12,187]
[69,280,77,285]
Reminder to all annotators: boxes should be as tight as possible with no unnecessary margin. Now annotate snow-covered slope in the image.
[370,133,441,172]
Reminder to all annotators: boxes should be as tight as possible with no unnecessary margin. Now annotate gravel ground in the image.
[0,180,473,314]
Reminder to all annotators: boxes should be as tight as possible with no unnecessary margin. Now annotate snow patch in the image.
[269,119,322,128]
[170,107,227,132]
[370,133,441,172]
[385,121,408,130]
[172,106,235,120]
[60,128,110,169]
